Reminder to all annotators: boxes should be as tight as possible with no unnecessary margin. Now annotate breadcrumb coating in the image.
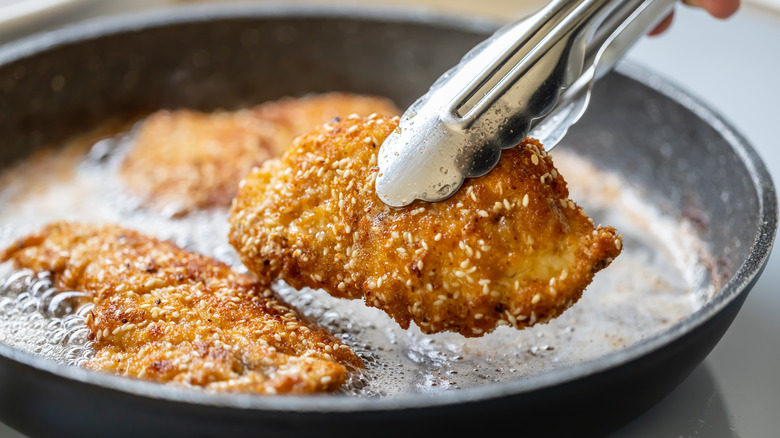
[120,93,400,215]
[229,116,623,337]
[120,109,274,215]
[2,222,362,393]
[251,92,400,156]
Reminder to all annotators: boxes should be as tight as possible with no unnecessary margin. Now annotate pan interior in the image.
[0,11,760,400]
[0,110,717,397]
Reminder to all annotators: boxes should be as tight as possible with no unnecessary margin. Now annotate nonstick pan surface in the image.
[0,5,776,438]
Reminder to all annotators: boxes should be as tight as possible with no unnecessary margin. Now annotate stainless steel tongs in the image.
[375,0,676,207]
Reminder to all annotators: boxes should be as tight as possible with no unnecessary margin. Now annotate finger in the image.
[648,11,675,36]
[683,0,740,19]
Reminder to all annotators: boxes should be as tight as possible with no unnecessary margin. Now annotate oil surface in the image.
[0,129,715,396]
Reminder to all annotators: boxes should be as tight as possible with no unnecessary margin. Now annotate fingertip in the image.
[711,0,741,19]
[690,0,741,19]
[648,12,675,36]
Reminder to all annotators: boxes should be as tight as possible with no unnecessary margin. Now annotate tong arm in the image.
[375,0,675,207]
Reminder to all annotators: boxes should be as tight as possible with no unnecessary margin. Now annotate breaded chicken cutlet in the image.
[1,222,362,393]
[121,93,400,215]
[251,92,401,155]
[119,109,274,216]
[229,115,623,337]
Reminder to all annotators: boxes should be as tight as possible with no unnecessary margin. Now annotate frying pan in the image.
[0,5,775,438]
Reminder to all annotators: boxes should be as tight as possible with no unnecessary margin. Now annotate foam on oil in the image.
[0,131,715,396]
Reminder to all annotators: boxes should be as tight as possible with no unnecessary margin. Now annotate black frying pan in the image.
[0,5,775,438]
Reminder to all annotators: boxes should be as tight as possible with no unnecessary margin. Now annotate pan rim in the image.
[0,3,776,414]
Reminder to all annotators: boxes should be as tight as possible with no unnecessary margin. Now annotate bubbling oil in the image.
[0,266,95,367]
[0,130,715,397]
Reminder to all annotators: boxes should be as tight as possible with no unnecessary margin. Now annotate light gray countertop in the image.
[616,6,780,437]
[0,2,778,437]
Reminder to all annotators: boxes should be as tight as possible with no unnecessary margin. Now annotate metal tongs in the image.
[376,0,676,207]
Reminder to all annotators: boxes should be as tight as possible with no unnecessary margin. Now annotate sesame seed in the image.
[522,194,529,207]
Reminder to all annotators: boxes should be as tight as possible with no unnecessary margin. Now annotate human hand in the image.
[650,0,740,35]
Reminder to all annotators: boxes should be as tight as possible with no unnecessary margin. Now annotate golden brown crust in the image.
[229,116,622,337]
[251,92,400,156]
[120,109,274,215]
[120,93,400,215]
[1,222,362,393]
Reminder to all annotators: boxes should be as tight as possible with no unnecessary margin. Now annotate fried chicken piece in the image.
[120,93,400,215]
[251,92,400,155]
[1,222,362,393]
[229,116,622,337]
[120,109,274,215]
